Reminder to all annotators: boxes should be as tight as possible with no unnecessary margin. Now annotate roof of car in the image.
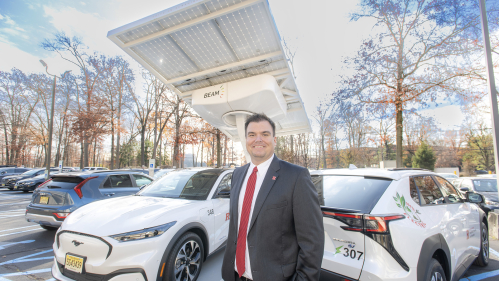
[51,170,152,178]
[310,168,436,181]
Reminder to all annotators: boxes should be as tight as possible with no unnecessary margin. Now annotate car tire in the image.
[474,221,489,267]
[425,258,446,281]
[40,225,58,231]
[164,232,204,281]
[22,190,29,193]
[7,187,13,190]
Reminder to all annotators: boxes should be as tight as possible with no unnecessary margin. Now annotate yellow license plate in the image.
[1,184,4,186]
[65,254,84,273]
[39,196,49,204]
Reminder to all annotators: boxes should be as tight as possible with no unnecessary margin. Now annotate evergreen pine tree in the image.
[412,142,436,170]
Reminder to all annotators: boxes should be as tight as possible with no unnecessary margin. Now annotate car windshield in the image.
[473,179,498,192]
[22,169,40,176]
[313,175,392,213]
[138,169,220,200]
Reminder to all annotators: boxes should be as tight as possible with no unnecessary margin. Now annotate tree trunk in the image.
[140,126,146,166]
[395,100,403,167]
[216,130,221,167]
[110,119,115,169]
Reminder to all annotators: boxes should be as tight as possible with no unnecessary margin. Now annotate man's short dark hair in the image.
[245,113,276,136]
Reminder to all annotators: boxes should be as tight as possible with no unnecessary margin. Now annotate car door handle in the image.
[460,218,466,222]
[106,193,115,196]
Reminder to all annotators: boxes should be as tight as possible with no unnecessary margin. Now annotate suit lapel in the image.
[232,164,249,230]
[248,156,281,233]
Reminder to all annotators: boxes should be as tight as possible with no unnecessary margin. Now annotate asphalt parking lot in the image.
[0,188,499,281]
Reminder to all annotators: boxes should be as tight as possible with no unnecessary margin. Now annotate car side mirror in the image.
[217,190,230,198]
[140,185,146,190]
[466,192,483,204]
[460,187,469,192]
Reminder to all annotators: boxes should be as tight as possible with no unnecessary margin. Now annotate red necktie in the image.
[236,166,258,277]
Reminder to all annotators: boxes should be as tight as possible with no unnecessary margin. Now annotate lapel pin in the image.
[272,176,276,180]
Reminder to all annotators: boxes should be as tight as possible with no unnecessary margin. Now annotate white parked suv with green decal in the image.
[310,168,488,281]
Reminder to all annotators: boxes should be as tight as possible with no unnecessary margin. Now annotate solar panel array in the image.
[108,0,311,139]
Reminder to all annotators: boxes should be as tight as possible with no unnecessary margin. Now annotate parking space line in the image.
[0,209,25,214]
[461,269,499,281]
[0,225,38,233]
[490,248,499,258]
[0,228,43,238]
[0,249,53,266]
[0,240,35,250]
[0,201,30,206]
[0,268,51,278]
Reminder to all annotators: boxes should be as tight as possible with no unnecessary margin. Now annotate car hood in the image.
[62,196,200,236]
[478,192,498,203]
[3,175,22,180]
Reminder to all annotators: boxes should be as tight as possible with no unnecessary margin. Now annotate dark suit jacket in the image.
[222,156,324,281]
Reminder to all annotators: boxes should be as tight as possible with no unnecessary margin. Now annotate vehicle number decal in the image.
[207,209,214,216]
[226,213,230,221]
[343,248,363,260]
[334,246,363,260]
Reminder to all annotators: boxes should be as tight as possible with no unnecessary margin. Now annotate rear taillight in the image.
[364,215,405,233]
[36,178,52,190]
[73,176,98,199]
[323,212,363,231]
[53,212,69,219]
[322,211,404,233]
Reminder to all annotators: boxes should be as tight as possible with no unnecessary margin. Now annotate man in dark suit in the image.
[222,113,324,281]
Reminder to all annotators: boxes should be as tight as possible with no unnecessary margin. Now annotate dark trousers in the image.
[234,271,252,281]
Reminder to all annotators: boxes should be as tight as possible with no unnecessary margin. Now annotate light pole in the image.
[39,60,71,178]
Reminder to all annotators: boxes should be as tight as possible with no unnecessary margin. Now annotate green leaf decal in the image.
[400,196,406,208]
[396,203,401,208]
[405,207,412,213]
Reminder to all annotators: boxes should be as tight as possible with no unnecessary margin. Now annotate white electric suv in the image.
[51,168,232,281]
[311,168,488,281]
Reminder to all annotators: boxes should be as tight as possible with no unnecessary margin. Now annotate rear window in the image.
[472,179,498,192]
[312,175,392,213]
[45,177,84,189]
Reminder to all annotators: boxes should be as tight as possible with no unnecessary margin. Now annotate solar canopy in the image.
[107,0,311,143]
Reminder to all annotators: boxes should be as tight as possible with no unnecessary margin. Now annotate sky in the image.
[0,0,481,133]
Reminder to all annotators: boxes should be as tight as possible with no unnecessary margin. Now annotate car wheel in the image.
[425,258,446,281]
[164,232,204,281]
[474,221,489,267]
[40,225,58,231]
[7,187,13,190]
[22,190,29,193]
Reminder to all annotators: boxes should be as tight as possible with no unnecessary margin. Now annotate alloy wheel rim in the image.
[174,240,201,281]
[431,271,444,281]
[482,228,489,262]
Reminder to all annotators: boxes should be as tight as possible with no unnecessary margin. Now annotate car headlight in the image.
[485,199,499,206]
[110,221,176,242]
[25,182,34,185]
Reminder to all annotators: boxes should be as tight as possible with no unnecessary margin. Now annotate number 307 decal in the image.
[343,248,363,260]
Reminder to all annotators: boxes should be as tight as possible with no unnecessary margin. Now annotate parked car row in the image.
[15,166,490,281]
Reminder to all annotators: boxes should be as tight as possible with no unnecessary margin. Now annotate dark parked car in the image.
[453,177,498,213]
[14,173,59,192]
[25,171,154,230]
[0,167,31,186]
[3,168,59,190]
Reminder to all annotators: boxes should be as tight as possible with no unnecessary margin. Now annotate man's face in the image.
[246,120,276,165]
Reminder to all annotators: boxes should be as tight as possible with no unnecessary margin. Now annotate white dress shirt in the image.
[235,154,274,279]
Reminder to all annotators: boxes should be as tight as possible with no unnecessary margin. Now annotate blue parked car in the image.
[25,170,153,230]
[0,167,31,185]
